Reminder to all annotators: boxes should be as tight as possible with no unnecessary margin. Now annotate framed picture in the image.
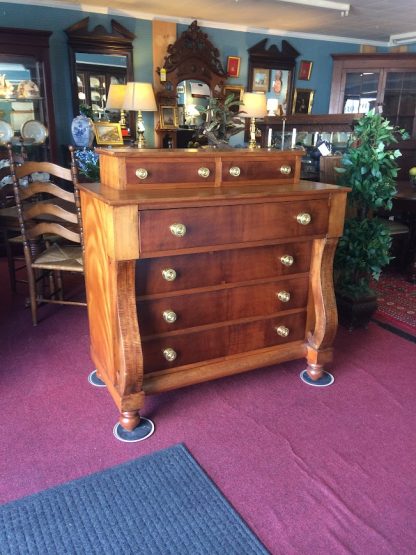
[227,56,241,78]
[223,85,245,114]
[93,122,123,145]
[292,88,315,114]
[160,105,179,129]
[298,60,313,81]
[252,68,269,92]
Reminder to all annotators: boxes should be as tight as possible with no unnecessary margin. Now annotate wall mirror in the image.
[247,39,299,116]
[65,18,134,123]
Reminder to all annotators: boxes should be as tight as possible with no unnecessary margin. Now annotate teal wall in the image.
[1,2,377,157]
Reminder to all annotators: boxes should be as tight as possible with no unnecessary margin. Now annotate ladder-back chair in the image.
[8,145,86,325]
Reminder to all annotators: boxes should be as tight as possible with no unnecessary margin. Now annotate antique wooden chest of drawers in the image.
[78,148,349,433]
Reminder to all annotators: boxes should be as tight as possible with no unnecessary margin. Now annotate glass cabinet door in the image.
[0,55,47,143]
[383,71,416,136]
[342,71,380,114]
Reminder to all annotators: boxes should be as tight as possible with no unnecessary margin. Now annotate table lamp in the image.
[122,82,157,148]
[242,92,267,149]
[106,84,127,130]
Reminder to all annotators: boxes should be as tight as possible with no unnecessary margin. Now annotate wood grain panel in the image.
[135,242,312,295]
[141,312,306,374]
[138,200,329,253]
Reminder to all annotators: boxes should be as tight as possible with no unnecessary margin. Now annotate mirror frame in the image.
[159,20,227,97]
[247,39,299,115]
[65,17,135,119]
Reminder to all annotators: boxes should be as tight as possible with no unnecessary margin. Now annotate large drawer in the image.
[135,242,311,295]
[138,276,308,335]
[126,158,216,186]
[138,199,328,254]
[142,311,306,374]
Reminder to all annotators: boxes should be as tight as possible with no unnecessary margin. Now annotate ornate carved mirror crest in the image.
[159,20,227,95]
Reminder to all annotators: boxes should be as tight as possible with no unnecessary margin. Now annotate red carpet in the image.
[1,257,416,554]
[372,271,416,338]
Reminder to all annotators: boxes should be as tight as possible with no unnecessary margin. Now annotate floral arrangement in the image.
[74,148,100,181]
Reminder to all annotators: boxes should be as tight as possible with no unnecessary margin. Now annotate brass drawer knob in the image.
[280,165,292,175]
[135,168,148,180]
[280,254,294,267]
[275,325,290,338]
[169,223,187,237]
[296,212,311,225]
[162,310,177,324]
[229,166,241,177]
[161,268,177,281]
[277,291,291,303]
[198,167,210,178]
[163,347,177,362]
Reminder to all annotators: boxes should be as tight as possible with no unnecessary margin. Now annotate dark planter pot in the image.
[336,292,378,331]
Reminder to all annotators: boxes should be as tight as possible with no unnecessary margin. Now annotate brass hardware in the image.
[280,165,292,175]
[275,325,290,337]
[135,168,148,180]
[161,268,177,281]
[277,291,291,303]
[229,166,241,177]
[169,223,187,237]
[198,167,210,178]
[162,310,177,324]
[280,254,294,267]
[163,347,177,362]
[296,212,311,225]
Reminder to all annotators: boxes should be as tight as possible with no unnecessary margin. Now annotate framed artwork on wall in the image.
[251,68,270,92]
[298,60,313,81]
[160,105,179,129]
[93,122,123,145]
[227,56,241,78]
[292,88,314,114]
[223,84,245,114]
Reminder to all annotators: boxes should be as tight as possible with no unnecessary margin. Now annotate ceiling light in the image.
[275,0,350,16]
[390,31,416,45]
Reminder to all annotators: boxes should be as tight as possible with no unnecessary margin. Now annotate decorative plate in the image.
[21,120,48,144]
[90,76,100,88]
[0,120,13,144]
[17,80,40,99]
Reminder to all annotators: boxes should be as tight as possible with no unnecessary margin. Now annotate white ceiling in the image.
[10,0,416,45]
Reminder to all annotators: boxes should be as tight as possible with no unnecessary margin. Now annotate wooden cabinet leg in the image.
[119,410,141,432]
[306,362,324,381]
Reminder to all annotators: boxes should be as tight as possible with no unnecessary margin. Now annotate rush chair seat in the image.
[8,145,86,326]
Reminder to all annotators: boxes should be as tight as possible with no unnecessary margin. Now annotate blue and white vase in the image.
[71,114,94,148]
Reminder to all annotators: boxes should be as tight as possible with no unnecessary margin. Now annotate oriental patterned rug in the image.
[371,271,416,340]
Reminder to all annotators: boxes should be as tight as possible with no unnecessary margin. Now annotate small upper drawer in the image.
[125,158,216,187]
[221,156,298,184]
[138,199,329,254]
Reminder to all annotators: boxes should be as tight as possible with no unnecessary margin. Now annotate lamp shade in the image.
[106,84,127,110]
[242,92,267,118]
[122,82,157,112]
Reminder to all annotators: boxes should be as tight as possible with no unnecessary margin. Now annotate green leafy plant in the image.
[79,104,94,119]
[334,109,409,299]
[190,94,245,147]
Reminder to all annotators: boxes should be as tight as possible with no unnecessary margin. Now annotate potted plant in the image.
[188,94,245,148]
[334,109,408,329]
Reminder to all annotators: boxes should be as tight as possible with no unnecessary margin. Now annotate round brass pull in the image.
[229,166,241,177]
[275,325,290,338]
[169,223,187,237]
[163,347,177,362]
[280,165,292,175]
[161,268,177,281]
[280,254,294,267]
[162,310,177,324]
[135,168,148,180]
[296,212,311,225]
[198,167,210,178]
[277,291,291,303]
